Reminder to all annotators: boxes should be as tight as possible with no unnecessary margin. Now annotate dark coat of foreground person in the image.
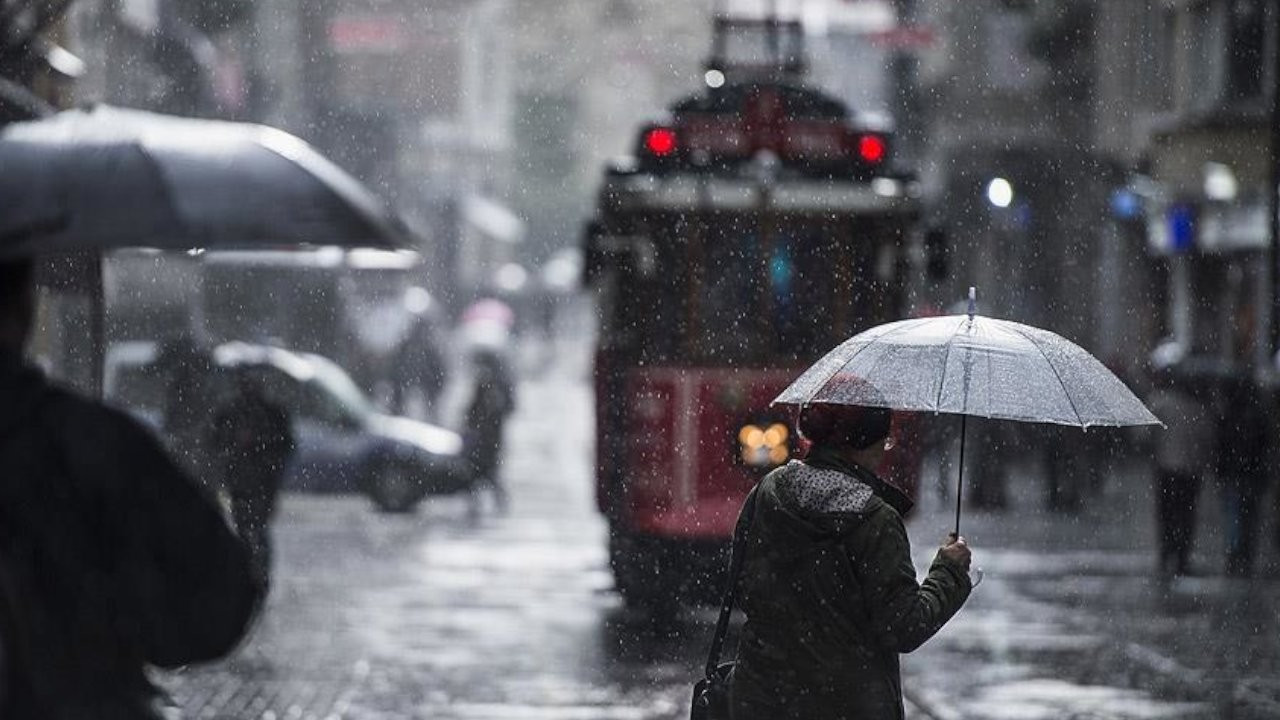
[0,260,261,719]
[729,436,971,720]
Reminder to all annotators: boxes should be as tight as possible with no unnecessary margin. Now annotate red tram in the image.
[583,15,924,606]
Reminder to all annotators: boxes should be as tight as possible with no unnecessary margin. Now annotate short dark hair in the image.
[798,403,893,451]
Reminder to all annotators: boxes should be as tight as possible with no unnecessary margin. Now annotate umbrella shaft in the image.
[955,414,967,537]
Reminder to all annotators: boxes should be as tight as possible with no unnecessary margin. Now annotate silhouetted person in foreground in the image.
[464,348,515,517]
[0,258,261,718]
[730,402,972,720]
[211,370,295,589]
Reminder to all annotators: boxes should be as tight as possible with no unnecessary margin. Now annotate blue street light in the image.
[1110,188,1142,220]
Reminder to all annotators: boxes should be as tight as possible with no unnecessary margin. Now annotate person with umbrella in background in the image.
[728,399,973,720]
[0,258,261,718]
[464,346,516,518]
[1144,351,1215,578]
[1214,373,1270,578]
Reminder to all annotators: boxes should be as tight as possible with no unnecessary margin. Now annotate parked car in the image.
[105,340,472,512]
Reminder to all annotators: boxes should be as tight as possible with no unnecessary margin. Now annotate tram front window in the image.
[606,220,869,367]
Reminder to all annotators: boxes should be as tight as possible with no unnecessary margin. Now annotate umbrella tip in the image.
[967,287,976,320]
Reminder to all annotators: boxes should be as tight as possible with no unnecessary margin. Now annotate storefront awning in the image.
[463,196,524,244]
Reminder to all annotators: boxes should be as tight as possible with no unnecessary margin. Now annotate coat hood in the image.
[0,347,47,441]
[761,451,912,541]
[802,444,914,515]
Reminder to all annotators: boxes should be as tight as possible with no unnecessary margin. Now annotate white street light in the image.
[986,178,1014,208]
[1203,162,1239,202]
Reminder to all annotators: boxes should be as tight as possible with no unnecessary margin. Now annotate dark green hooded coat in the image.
[729,449,971,720]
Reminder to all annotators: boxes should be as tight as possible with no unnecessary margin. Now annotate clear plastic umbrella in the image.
[774,289,1161,534]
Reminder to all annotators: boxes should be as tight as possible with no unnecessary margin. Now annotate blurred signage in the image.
[328,15,409,54]
[1149,203,1195,255]
[1198,201,1268,252]
[1167,203,1196,254]
[864,26,938,49]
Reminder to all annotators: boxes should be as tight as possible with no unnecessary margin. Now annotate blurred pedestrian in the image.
[211,369,295,589]
[1045,428,1085,513]
[391,312,448,421]
[729,403,972,720]
[1144,366,1214,577]
[155,333,218,482]
[0,258,260,718]
[965,421,1009,510]
[464,348,515,517]
[1214,374,1270,577]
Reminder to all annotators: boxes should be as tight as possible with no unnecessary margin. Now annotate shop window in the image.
[1224,0,1268,103]
[1139,4,1176,113]
[984,10,1038,91]
[1185,2,1228,113]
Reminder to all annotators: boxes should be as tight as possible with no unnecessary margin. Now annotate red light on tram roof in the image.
[857,134,886,164]
[644,127,678,157]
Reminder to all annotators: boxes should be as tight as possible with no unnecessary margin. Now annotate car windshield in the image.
[302,354,376,420]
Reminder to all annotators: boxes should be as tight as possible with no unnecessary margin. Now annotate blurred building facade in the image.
[68,0,519,311]
[899,0,1280,530]
[1122,0,1278,376]
[904,0,1276,388]
[910,0,1138,373]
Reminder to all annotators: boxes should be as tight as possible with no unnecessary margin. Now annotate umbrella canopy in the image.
[774,313,1160,428]
[0,104,416,258]
[774,306,1159,537]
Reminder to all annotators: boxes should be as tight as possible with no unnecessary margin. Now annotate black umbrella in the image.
[0,104,416,257]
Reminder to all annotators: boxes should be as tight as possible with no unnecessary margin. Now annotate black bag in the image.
[690,486,759,720]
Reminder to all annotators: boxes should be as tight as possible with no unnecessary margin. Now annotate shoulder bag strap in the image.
[703,483,760,680]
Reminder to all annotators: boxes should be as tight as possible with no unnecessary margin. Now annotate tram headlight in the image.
[738,422,790,468]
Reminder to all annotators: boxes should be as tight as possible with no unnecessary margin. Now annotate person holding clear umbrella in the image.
[719,290,1158,719]
[728,402,972,720]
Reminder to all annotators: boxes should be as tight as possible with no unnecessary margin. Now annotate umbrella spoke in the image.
[1006,323,1087,426]
[933,315,969,413]
[809,317,934,405]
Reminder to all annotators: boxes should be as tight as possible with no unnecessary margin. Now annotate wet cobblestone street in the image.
[161,342,1280,720]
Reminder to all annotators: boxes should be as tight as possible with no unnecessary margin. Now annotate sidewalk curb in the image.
[903,688,963,720]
